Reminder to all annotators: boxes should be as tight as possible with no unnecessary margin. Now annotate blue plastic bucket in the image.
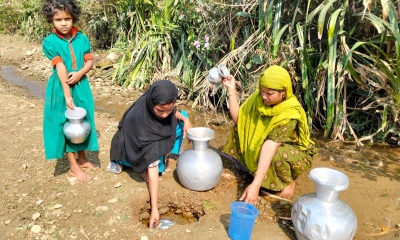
[228,201,259,240]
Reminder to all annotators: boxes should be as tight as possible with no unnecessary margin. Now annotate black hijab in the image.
[110,80,178,173]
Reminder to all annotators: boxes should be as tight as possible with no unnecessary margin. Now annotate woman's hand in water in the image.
[148,208,160,228]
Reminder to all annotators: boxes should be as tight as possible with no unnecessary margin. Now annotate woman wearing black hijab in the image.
[109,80,192,228]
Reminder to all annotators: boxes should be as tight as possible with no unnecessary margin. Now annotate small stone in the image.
[108,198,118,203]
[114,182,122,188]
[31,225,41,233]
[95,206,108,212]
[159,207,170,215]
[36,200,43,205]
[69,177,78,185]
[140,236,148,240]
[74,209,83,213]
[182,211,194,219]
[53,204,63,209]
[186,229,191,233]
[5,219,11,225]
[139,211,150,220]
[174,209,182,214]
[32,212,40,220]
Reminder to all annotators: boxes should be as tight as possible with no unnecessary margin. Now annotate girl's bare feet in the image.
[278,182,295,199]
[78,160,99,170]
[77,151,99,170]
[68,166,92,182]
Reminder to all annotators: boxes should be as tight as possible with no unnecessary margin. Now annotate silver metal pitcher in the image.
[63,107,91,144]
[176,127,223,191]
[291,168,357,240]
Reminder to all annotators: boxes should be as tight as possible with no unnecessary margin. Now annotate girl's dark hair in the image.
[42,0,81,23]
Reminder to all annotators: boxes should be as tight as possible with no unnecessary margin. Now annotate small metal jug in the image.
[63,107,91,144]
[208,64,230,85]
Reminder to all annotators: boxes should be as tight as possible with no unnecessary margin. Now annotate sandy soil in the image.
[0,34,399,240]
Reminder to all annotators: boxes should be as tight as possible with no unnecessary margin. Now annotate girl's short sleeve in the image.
[82,35,93,62]
[42,38,62,66]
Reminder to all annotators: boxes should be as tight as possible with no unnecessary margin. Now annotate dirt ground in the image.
[0,34,399,240]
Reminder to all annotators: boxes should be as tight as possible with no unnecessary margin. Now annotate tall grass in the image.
[3,0,400,145]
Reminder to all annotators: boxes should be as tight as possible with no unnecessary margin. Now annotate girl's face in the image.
[153,103,175,119]
[52,9,73,39]
[260,86,285,106]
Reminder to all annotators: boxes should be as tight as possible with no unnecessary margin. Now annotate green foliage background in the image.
[1,0,400,146]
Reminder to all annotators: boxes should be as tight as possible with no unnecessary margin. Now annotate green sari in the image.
[222,65,316,191]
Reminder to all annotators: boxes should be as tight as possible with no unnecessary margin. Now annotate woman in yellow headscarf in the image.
[221,65,316,204]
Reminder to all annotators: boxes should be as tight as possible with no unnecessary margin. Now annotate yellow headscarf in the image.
[237,66,314,172]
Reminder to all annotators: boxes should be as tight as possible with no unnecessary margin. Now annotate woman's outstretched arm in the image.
[240,140,281,205]
[222,75,239,124]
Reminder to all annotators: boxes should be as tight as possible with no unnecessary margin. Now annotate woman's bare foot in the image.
[278,182,295,199]
[68,166,92,182]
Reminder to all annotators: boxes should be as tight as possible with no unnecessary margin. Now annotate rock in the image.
[96,59,114,69]
[114,182,122,188]
[69,177,78,185]
[95,206,108,212]
[108,198,118,204]
[32,212,40,220]
[31,225,41,233]
[159,207,170,215]
[53,204,63,209]
[20,64,29,70]
[182,211,194,219]
[4,219,11,225]
[106,52,119,62]
[36,199,43,205]
[174,209,182,214]
[141,236,148,240]
[139,211,150,220]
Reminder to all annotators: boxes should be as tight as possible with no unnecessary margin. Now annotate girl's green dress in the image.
[42,29,98,160]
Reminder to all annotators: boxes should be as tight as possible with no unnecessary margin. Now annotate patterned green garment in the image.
[42,29,99,160]
[223,119,316,191]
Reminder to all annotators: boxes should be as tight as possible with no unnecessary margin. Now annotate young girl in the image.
[42,0,99,182]
[109,80,192,228]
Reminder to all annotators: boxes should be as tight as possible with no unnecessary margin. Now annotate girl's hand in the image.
[66,72,82,85]
[182,118,193,139]
[239,182,260,206]
[222,75,236,91]
[148,208,160,228]
[65,96,75,109]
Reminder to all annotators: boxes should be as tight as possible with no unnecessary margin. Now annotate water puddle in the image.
[0,64,46,98]
[139,203,204,228]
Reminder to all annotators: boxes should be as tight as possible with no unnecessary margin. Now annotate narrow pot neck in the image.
[192,140,210,151]
[67,118,84,124]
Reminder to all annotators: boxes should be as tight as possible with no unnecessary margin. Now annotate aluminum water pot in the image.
[291,168,357,240]
[63,107,91,144]
[177,127,223,191]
